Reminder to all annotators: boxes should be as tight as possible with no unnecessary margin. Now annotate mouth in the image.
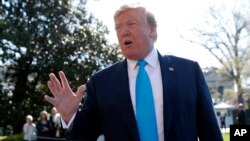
[123,40,133,47]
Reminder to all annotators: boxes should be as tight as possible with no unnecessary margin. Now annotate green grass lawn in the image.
[0,134,22,141]
[0,136,6,140]
[223,133,229,141]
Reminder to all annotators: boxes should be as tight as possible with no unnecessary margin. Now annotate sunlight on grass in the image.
[0,134,22,141]
[223,133,229,141]
[0,136,7,140]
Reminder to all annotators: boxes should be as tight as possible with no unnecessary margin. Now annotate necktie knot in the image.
[137,59,147,67]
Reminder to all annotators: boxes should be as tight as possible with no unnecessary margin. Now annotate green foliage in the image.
[0,0,122,133]
[224,89,237,101]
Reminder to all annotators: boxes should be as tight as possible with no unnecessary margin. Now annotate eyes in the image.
[128,21,137,27]
[115,26,121,31]
[115,21,138,31]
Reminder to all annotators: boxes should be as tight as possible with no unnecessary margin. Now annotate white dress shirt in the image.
[62,48,164,141]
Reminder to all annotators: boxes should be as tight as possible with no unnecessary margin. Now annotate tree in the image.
[182,1,250,103]
[0,0,122,133]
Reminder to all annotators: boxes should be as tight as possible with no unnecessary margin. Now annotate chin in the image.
[124,54,142,60]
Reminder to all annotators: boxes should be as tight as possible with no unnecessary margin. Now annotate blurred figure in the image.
[49,107,62,138]
[36,111,52,141]
[220,113,226,129]
[236,103,246,125]
[0,127,3,136]
[23,115,37,141]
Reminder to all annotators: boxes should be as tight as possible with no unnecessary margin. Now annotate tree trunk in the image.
[12,70,29,104]
[235,75,244,104]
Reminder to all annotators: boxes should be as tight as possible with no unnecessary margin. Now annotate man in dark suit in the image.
[236,103,246,125]
[45,3,223,141]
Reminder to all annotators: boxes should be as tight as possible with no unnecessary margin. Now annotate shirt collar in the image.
[127,48,158,71]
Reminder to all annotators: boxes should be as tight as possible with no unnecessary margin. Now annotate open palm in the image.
[45,71,84,123]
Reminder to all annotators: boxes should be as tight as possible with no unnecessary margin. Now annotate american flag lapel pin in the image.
[169,67,174,71]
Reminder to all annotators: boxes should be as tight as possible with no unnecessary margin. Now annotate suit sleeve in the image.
[195,63,223,141]
[64,77,102,141]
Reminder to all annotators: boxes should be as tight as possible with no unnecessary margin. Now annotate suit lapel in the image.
[158,53,177,139]
[113,60,140,141]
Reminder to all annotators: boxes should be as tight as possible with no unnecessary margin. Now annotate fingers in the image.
[46,71,84,106]
[49,73,62,92]
[59,71,72,92]
[76,85,85,99]
[47,81,57,96]
[44,95,55,105]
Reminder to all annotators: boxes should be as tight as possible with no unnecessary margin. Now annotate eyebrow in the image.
[127,19,137,22]
[115,18,138,27]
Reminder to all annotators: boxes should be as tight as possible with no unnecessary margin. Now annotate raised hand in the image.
[44,71,85,123]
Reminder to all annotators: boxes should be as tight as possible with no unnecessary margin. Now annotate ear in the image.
[149,25,157,41]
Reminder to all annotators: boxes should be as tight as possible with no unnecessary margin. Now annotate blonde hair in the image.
[26,115,33,121]
[40,110,48,120]
[114,3,157,27]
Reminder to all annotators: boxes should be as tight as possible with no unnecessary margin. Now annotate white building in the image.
[214,102,235,128]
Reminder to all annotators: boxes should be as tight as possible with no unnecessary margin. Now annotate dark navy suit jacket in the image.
[65,53,223,141]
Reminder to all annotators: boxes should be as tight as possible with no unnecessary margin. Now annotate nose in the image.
[121,26,130,36]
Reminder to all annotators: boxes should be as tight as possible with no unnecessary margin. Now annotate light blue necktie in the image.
[136,59,158,141]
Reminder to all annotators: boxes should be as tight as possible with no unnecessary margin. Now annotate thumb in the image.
[76,85,85,99]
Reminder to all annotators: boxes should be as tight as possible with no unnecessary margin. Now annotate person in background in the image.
[36,111,52,141]
[236,103,246,125]
[0,127,3,136]
[220,113,226,130]
[49,107,62,138]
[23,115,37,141]
[45,3,223,141]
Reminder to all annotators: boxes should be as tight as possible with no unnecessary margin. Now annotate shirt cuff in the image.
[61,112,76,129]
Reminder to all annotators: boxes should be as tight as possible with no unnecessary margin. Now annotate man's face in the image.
[115,9,156,60]
[51,108,57,115]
